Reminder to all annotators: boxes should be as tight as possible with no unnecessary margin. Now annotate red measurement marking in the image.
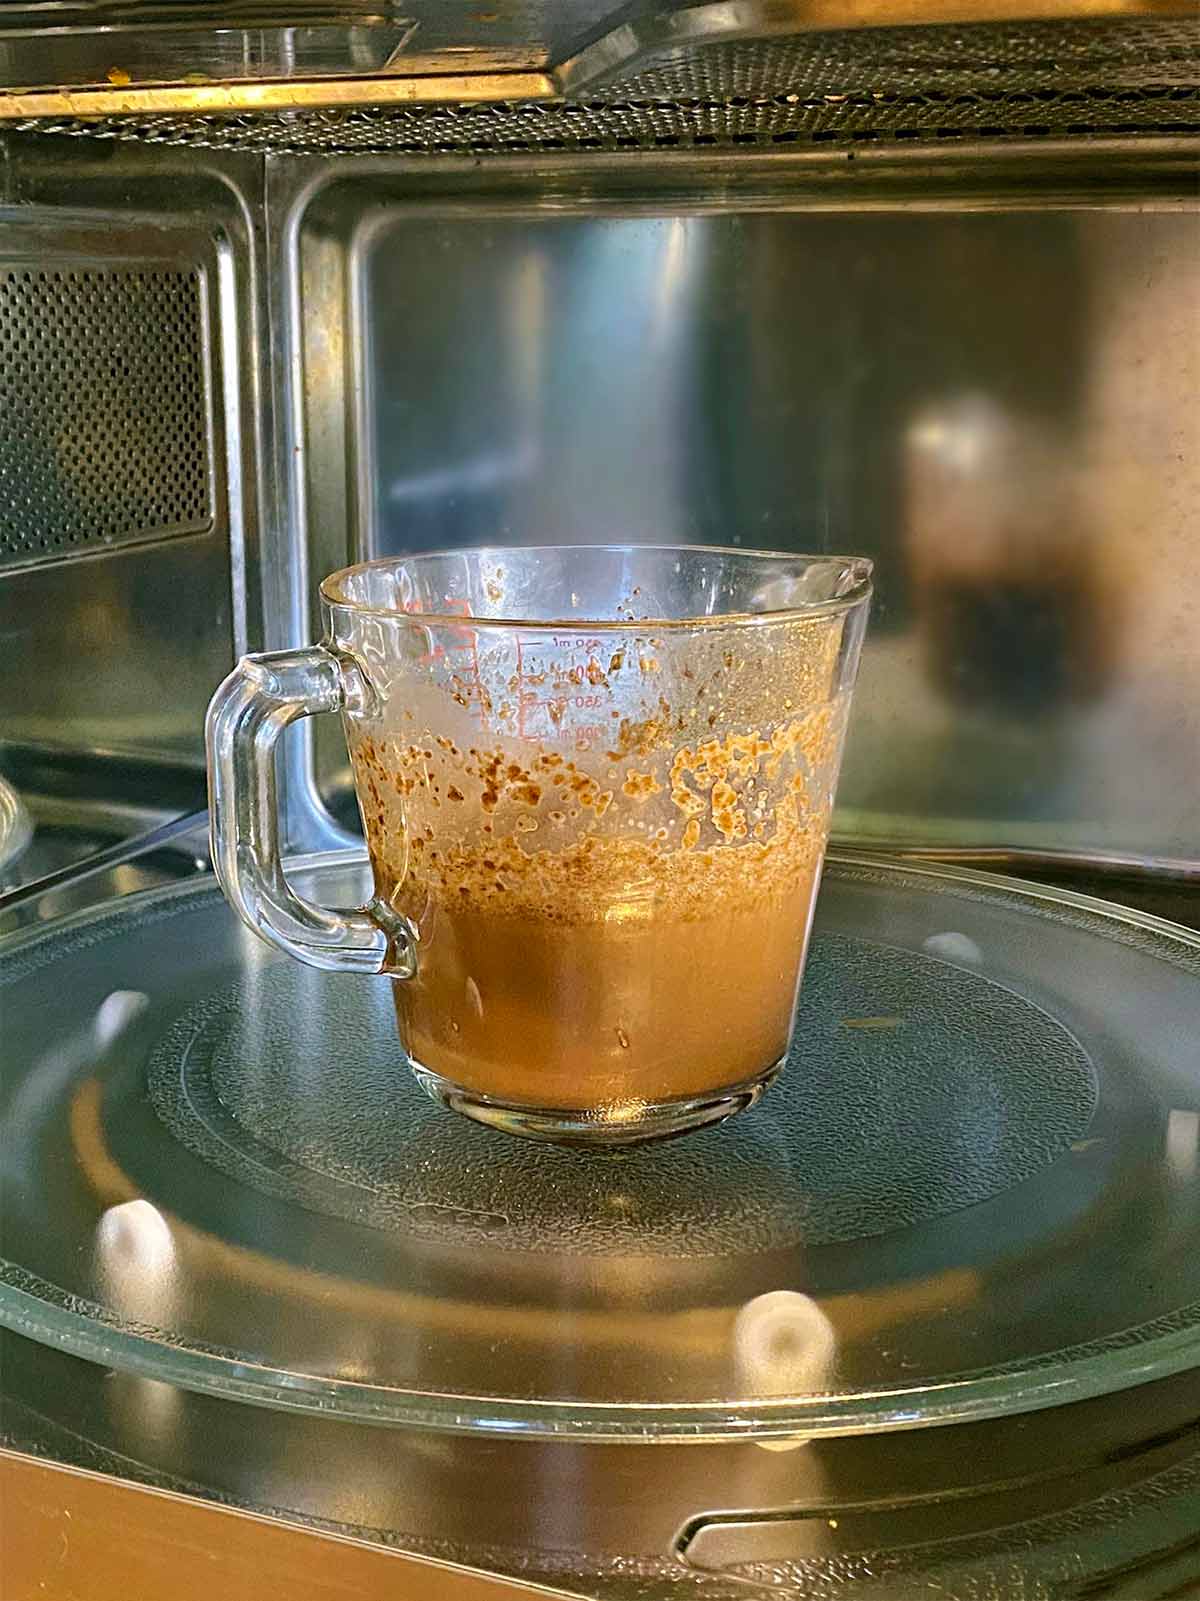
[513,632,614,745]
[449,600,486,729]
[516,635,528,740]
[404,596,488,729]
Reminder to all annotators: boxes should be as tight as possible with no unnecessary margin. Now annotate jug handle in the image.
[205,646,416,976]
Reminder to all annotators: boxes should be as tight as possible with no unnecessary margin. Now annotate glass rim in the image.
[319,544,873,631]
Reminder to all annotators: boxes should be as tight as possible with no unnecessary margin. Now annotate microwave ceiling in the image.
[0,1,1196,150]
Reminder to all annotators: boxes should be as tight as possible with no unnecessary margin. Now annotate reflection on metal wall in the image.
[0,142,264,913]
[0,228,232,764]
[347,206,1199,866]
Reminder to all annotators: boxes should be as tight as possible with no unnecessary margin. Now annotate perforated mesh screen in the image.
[7,16,1198,153]
[0,266,212,570]
[11,86,1196,155]
[610,17,1200,101]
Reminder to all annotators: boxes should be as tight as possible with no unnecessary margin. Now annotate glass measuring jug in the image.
[207,546,871,1145]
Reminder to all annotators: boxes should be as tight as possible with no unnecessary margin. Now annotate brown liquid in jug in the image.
[391,835,818,1110]
[352,706,839,1113]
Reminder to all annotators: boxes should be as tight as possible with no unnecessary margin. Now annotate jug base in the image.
[408,1059,783,1147]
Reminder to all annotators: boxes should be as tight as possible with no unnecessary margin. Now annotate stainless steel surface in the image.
[0,4,1195,124]
[15,82,1196,153]
[0,259,212,574]
[559,8,1200,97]
[0,530,236,763]
[0,163,251,763]
[0,140,265,922]
[8,17,1198,146]
[1,134,1195,875]
[0,739,210,936]
[268,146,1200,869]
[0,807,207,925]
[0,135,252,933]
[0,850,206,937]
[3,1326,1200,1598]
[0,5,421,90]
[0,0,586,90]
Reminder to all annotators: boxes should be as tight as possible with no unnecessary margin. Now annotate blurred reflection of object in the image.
[922,930,983,967]
[86,997,176,1334]
[96,1198,176,1291]
[94,1199,185,1433]
[106,1372,185,1448]
[93,988,150,1050]
[1167,1112,1200,1190]
[5,989,148,1190]
[370,218,703,554]
[94,1197,188,1451]
[905,394,1121,717]
[734,1290,837,1399]
[372,228,547,552]
[0,773,33,881]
